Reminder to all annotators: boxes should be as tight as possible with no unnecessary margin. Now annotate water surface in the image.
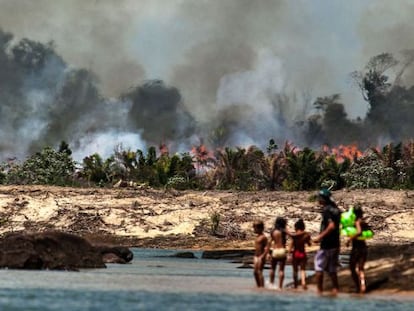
[0,248,412,311]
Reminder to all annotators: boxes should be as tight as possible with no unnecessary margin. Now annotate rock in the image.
[201,249,254,260]
[237,262,253,269]
[171,251,197,258]
[113,179,128,188]
[102,253,127,264]
[0,231,106,270]
[93,245,134,263]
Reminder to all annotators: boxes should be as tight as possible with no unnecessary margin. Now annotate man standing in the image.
[313,188,341,295]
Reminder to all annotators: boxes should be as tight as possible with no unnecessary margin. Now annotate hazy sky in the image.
[0,0,397,115]
[1,0,414,159]
[2,0,413,115]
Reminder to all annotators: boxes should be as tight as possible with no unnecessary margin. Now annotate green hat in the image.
[318,188,331,198]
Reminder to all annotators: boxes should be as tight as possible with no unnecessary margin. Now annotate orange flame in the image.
[159,143,169,156]
[191,144,215,164]
[323,144,363,162]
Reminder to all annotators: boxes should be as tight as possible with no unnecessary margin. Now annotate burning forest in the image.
[1,139,414,192]
[1,28,414,161]
[1,1,414,191]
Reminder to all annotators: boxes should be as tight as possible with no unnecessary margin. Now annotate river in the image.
[0,248,412,310]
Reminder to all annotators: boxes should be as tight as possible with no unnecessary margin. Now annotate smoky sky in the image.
[1,0,414,161]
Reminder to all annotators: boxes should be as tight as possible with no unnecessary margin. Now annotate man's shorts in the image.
[314,248,339,273]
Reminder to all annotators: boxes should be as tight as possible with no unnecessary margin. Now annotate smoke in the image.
[358,0,414,86]
[72,131,146,162]
[0,0,146,96]
[122,80,195,144]
[0,28,200,162]
[1,0,414,162]
[215,50,296,147]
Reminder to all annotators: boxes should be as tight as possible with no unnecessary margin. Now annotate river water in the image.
[0,248,412,310]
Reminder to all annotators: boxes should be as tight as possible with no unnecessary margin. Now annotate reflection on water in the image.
[0,248,412,311]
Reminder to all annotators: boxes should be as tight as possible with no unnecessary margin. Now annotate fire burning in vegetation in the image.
[323,144,364,163]
[191,144,215,170]
[1,23,414,163]
[1,138,414,192]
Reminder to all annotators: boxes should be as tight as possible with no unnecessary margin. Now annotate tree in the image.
[311,94,361,145]
[266,142,288,190]
[213,147,245,189]
[341,152,394,189]
[81,153,113,185]
[319,155,350,190]
[351,53,397,105]
[283,147,322,191]
[122,80,195,143]
[11,38,59,71]
[6,146,75,185]
[350,53,398,122]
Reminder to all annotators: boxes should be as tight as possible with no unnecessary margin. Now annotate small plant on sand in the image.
[209,211,221,236]
[220,221,246,240]
[0,164,6,184]
[166,175,188,190]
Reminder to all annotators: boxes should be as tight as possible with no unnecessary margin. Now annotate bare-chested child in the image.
[268,217,288,290]
[253,220,268,288]
[289,218,311,289]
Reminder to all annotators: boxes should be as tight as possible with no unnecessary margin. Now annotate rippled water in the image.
[0,249,412,311]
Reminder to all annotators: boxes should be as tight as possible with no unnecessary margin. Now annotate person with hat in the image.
[313,188,341,295]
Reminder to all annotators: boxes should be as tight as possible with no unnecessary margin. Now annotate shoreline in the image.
[84,232,414,297]
[2,227,414,298]
[0,185,413,296]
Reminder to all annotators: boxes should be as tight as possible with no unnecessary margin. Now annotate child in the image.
[253,220,268,288]
[268,217,288,290]
[289,218,311,289]
[347,205,369,293]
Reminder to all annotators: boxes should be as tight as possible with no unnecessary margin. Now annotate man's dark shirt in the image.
[320,203,341,250]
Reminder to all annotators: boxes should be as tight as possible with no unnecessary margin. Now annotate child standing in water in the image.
[347,205,369,293]
[253,220,268,288]
[268,217,288,290]
[289,218,311,290]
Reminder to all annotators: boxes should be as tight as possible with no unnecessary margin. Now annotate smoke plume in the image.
[1,0,414,162]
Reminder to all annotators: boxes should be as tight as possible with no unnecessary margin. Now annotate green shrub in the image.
[6,146,75,185]
[341,152,394,189]
[166,175,188,190]
[210,211,221,235]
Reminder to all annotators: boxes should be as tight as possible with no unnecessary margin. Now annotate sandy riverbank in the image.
[0,185,413,296]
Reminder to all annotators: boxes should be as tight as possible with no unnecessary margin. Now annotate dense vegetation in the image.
[1,140,413,191]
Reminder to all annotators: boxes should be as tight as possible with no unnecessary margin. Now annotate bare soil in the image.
[0,185,413,296]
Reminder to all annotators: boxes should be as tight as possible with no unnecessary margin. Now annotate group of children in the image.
[253,201,369,294]
[253,217,311,290]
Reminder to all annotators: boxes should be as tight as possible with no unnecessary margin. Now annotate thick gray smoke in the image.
[358,0,414,87]
[0,0,146,97]
[0,29,191,161]
[1,0,414,162]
